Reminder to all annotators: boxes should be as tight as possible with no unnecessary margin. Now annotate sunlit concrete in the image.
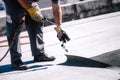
[0,12,120,80]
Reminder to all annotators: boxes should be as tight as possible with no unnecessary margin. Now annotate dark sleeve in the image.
[52,0,60,4]
[29,0,39,2]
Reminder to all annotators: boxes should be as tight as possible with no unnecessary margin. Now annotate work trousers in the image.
[3,0,45,63]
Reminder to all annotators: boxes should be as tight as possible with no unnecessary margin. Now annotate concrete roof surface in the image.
[0,11,120,80]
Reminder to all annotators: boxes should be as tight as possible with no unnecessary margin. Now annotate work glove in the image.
[27,6,43,22]
[54,26,70,43]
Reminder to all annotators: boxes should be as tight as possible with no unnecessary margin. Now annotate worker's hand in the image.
[27,6,43,22]
[54,26,70,43]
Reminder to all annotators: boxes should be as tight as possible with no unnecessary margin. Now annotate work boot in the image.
[34,54,55,62]
[12,60,28,70]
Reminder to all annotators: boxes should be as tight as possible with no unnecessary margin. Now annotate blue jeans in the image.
[3,0,44,63]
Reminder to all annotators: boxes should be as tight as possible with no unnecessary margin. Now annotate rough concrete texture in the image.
[91,49,120,67]
[0,11,120,80]
[0,0,120,36]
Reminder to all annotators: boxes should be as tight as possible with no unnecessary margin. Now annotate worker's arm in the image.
[51,1,70,43]
[18,0,31,9]
[51,1,62,26]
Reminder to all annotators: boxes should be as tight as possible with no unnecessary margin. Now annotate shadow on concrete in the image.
[0,54,111,74]
[0,64,14,73]
[0,60,47,74]
[59,55,111,68]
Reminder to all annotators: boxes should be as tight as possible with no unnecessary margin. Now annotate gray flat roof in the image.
[0,11,120,80]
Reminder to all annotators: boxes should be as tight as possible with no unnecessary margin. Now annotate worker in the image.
[3,0,62,70]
